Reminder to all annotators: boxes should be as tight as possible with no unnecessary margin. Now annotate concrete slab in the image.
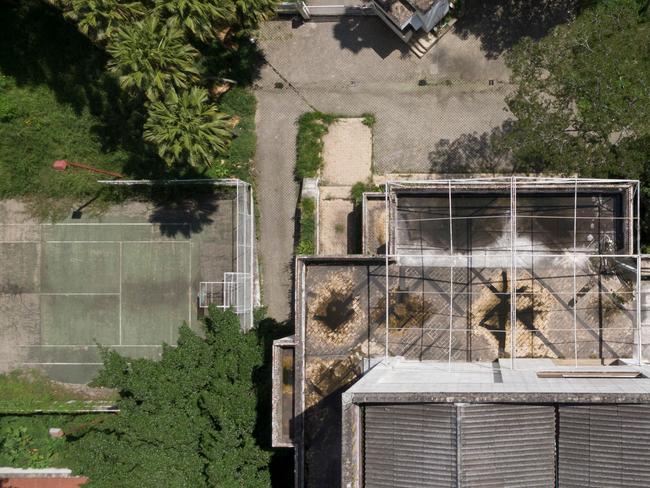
[321,118,372,185]
[318,198,356,255]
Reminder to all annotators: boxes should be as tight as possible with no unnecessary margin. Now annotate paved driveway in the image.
[254,4,574,319]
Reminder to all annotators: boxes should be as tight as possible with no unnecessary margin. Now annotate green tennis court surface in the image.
[0,193,236,383]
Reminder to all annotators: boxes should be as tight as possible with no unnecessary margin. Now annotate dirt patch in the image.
[373,289,435,331]
[309,270,363,347]
[470,269,556,359]
[319,197,355,255]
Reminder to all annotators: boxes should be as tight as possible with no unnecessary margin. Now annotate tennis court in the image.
[0,183,253,383]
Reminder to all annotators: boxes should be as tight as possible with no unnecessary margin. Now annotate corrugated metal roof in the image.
[458,404,556,488]
[559,404,650,487]
[363,404,457,488]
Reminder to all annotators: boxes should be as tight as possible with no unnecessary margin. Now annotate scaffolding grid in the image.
[382,177,642,368]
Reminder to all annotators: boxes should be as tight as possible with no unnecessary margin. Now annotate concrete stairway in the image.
[408,32,438,58]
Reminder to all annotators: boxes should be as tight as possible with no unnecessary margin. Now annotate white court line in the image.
[1,222,192,226]
[44,240,191,244]
[188,241,192,329]
[119,241,123,346]
[18,344,163,347]
[5,292,121,296]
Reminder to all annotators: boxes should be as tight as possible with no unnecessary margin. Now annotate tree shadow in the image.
[200,33,266,86]
[428,121,514,173]
[453,0,579,59]
[332,17,411,58]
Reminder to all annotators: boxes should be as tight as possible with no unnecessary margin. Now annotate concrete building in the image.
[372,0,450,42]
[272,177,650,487]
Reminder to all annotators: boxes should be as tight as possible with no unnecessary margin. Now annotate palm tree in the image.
[143,87,233,169]
[66,0,146,42]
[107,17,199,101]
[154,0,236,42]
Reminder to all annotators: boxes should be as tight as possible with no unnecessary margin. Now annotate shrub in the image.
[361,113,376,128]
[64,308,270,487]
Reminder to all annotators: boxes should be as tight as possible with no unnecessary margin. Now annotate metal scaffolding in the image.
[382,176,642,369]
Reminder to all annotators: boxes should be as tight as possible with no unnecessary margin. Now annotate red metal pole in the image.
[52,160,124,179]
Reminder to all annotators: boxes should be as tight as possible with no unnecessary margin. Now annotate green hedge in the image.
[295,112,337,179]
[296,197,316,254]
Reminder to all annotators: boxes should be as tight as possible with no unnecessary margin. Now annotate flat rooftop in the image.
[346,358,650,401]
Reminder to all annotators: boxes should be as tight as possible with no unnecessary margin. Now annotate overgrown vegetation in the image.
[0,309,293,486]
[219,87,258,181]
[0,0,265,213]
[60,308,271,487]
[0,414,104,468]
[295,112,337,179]
[496,0,650,238]
[350,180,381,206]
[56,0,275,171]
[297,197,316,254]
[0,370,115,414]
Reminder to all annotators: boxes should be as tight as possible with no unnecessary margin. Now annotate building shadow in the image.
[428,121,515,173]
[254,317,295,487]
[453,0,579,59]
[333,17,410,58]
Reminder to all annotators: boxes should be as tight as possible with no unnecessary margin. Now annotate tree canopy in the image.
[499,0,650,180]
[50,0,276,170]
[63,308,270,488]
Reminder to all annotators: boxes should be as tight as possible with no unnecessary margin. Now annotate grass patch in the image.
[295,112,338,179]
[361,113,376,128]
[351,180,381,205]
[0,1,155,217]
[0,370,116,414]
[296,197,316,254]
[213,87,257,182]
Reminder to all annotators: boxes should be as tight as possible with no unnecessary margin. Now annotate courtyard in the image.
[255,2,577,319]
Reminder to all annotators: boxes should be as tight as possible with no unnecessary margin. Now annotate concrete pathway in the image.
[254,17,512,320]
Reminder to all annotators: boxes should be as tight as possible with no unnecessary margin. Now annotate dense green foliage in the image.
[501,0,650,176]
[107,17,200,102]
[55,0,276,170]
[499,0,650,238]
[0,1,260,211]
[350,180,381,205]
[295,112,338,179]
[297,197,316,254]
[63,308,270,487]
[0,370,115,414]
